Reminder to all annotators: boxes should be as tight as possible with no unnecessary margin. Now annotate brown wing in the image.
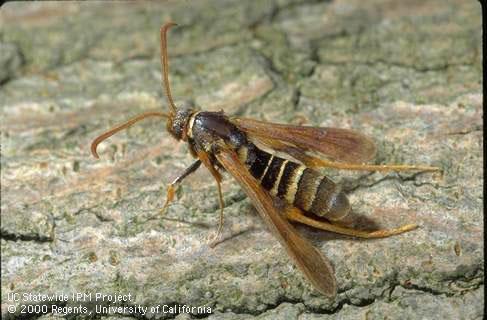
[215,147,337,297]
[233,117,376,164]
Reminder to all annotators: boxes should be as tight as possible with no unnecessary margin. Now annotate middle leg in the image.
[196,151,226,247]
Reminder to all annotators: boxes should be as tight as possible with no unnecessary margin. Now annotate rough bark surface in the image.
[1,1,482,319]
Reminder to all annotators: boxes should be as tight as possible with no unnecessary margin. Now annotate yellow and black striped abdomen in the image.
[237,143,351,221]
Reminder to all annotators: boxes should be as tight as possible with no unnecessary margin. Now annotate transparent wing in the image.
[234,118,376,164]
[215,147,337,297]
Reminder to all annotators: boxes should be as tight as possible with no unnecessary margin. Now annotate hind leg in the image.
[285,206,417,239]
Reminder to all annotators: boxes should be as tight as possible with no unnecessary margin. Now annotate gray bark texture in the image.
[1,1,482,319]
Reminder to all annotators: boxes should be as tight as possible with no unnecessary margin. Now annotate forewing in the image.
[215,147,337,297]
[234,118,376,164]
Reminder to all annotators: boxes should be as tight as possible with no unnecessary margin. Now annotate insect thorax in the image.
[189,111,247,151]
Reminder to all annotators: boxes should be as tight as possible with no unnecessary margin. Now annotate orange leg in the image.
[208,179,225,248]
[196,151,226,247]
[311,158,441,173]
[285,206,417,239]
[160,184,176,215]
[160,160,201,216]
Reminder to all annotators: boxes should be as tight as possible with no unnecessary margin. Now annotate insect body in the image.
[187,110,350,221]
[233,136,350,222]
[91,23,440,297]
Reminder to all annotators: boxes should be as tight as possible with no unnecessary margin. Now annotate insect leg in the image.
[160,160,202,215]
[209,179,225,248]
[196,151,225,247]
[312,158,441,173]
[285,206,418,238]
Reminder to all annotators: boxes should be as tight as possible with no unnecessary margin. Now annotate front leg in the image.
[160,160,202,215]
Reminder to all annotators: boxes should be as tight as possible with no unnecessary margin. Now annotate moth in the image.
[91,22,439,297]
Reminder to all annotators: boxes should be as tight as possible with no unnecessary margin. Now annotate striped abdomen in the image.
[237,143,350,221]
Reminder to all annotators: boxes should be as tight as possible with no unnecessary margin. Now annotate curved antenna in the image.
[91,111,168,159]
[160,22,178,115]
